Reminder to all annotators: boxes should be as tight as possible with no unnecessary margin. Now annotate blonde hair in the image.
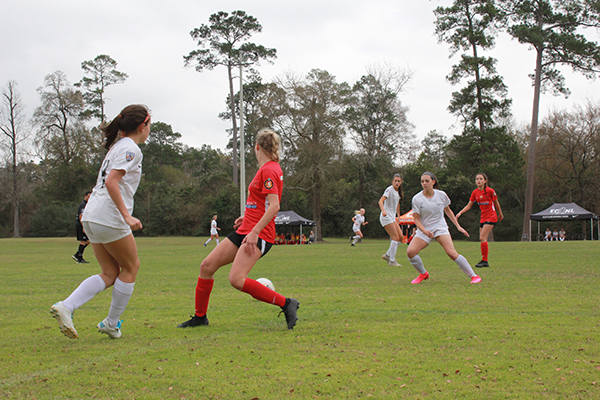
[256,128,281,162]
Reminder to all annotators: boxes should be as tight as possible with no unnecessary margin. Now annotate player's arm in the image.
[105,168,142,231]
[242,194,280,253]
[456,200,474,219]
[445,206,469,237]
[494,198,504,222]
[378,195,387,216]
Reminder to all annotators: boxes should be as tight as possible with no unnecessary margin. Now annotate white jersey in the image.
[411,189,451,232]
[210,219,218,235]
[352,214,365,232]
[380,185,400,223]
[82,137,143,229]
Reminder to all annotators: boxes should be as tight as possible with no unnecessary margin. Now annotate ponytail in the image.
[256,128,281,163]
[101,104,150,150]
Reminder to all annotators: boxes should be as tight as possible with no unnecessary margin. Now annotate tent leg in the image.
[529,220,532,242]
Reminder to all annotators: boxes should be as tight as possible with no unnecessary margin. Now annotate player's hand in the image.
[234,216,244,229]
[242,231,259,256]
[458,226,470,237]
[456,212,462,219]
[125,215,143,231]
[382,211,387,217]
[498,214,504,222]
[425,230,434,239]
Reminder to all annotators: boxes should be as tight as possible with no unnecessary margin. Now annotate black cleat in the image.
[475,260,489,268]
[177,315,209,328]
[279,298,300,330]
[78,258,89,264]
[72,255,79,262]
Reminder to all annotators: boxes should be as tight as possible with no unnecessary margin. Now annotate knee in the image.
[228,273,245,291]
[447,250,459,260]
[407,249,417,259]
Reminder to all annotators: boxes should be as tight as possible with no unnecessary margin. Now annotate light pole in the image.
[239,64,246,216]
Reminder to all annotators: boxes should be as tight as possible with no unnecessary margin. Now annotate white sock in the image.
[63,274,106,313]
[409,255,427,274]
[454,255,476,277]
[204,238,211,245]
[107,278,135,328]
[388,240,399,261]
[352,235,360,244]
[216,239,220,245]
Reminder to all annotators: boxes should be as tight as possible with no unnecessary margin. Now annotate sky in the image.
[2,0,600,153]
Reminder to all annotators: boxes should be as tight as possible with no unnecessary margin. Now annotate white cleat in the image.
[388,260,401,267]
[97,318,122,339]
[50,301,78,339]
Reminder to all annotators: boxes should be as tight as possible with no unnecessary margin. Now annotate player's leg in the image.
[477,224,494,267]
[407,236,430,283]
[383,222,402,266]
[436,235,480,283]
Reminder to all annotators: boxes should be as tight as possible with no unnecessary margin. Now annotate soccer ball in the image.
[256,277,275,291]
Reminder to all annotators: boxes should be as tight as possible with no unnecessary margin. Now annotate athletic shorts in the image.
[480,221,497,228]
[227,231,273,257]
[210,229,218,236]
[380,213,396,227]
[82,221,132,244]
[76,223,89,242]
[414,226,450,244]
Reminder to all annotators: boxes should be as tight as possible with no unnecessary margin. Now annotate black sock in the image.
[78,244,87,257]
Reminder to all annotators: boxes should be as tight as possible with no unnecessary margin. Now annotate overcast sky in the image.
[2,0,600,153]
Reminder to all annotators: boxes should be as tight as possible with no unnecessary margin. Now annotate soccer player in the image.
[204,215,221,247]
[350,208,368,246]
[72,191,92,264]
[456,172,504,268]
[379,174,404,266]
[50,105,151,339]
[407,171,481,285]
[177,128,300,330]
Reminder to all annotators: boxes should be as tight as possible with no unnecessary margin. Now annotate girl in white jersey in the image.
[51,104,151,339]
[350,208,368,246]
[407,172,481,285]
[379,174,404,266]
[204,215,221,247]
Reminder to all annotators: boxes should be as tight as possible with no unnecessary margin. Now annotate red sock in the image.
[194,277,214,317]
[241,278,286,307]
[481,242,489,262]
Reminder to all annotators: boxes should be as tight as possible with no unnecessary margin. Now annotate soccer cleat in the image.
[470,275,482,284]
[411,272,429,284]
[97,318,122,339]
[388,260,401,267]
[475,260,489,268]
[279,298,300,330]
[204,243,207,247]
[382,254,390,262]
[177,315,209,328]
[72,255,79,262]
[78,258,89,264]
[50,301,78,339]
[350,243,355,247]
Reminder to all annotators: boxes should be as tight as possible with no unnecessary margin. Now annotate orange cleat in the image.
[411,272,429,284]
[470,275,482,284]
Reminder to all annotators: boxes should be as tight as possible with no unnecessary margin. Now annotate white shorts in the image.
[82,221,132,244]
[380,213,396,227]
[414,227,450,244]
[210,229,218,235]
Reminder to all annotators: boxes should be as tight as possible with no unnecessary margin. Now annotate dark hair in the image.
[101,104,150,150]
[476,172,489,190]
[393,173,404,201]
[84,191,92,196]
[422,171,440,189]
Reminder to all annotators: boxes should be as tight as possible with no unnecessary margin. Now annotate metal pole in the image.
[239,65,246,216]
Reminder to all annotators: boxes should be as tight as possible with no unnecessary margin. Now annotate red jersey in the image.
[237,160,283,242]
[469,187,498,223]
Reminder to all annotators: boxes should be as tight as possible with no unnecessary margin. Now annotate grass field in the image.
[1,237,599,399]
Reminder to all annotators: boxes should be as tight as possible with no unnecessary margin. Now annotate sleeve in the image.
[260,164,281,196]
[383,186,392,199]
[412,195,420,215]
[469,189,477,202]
[110,142,142,174]
[488,187,497,201]
[442,191,451,207]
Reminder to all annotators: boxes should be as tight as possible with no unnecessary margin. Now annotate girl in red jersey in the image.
[456,172,504,268]
[177,129,300,330]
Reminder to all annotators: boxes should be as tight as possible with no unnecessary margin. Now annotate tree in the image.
[275,70,348,240]
[0,80,28,237]
[32,71,97,200]
[435,0,511,131]
[499,0,600,240]
[184,10,276,188]
[75,54,128,123]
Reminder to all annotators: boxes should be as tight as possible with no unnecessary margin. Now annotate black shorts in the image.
[76,223,88,242]
[480,221,497,228]
[227,231,273,257]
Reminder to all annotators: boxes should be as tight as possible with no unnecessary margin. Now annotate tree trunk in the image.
[12,147,20,237]
[521,42,543,241]
[227,65,239,188]
[312,171,323,241]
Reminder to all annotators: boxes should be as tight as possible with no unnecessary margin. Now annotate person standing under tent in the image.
[456,172,504,268]
[51,104,151,339]
[407,171,482,285]
[350,208,368,246]
[204,215,221,247]
[177,128,300,330]
[379,174,404,267]
[72,191,92,264]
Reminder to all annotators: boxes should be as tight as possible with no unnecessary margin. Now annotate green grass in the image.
[1,237,599,399]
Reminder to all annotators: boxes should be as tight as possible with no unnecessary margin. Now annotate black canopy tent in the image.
[529,202,599,241]
[274,211,317,239]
